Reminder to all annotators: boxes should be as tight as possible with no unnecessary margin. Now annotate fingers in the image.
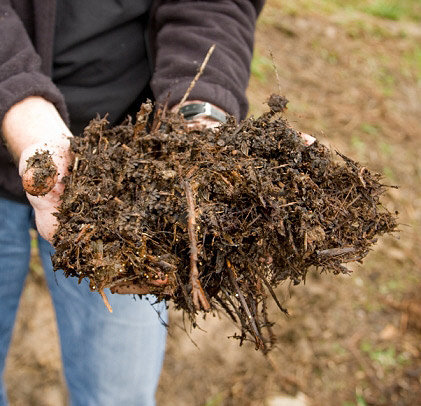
[185,116,222,130]
[32,203,59,243]
[299,131,316,146]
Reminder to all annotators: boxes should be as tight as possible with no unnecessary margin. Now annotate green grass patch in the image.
[267,0,421,21]
[360,123,379,136]
[332,0,421,21]
[382,166,396,182]
[351,135,367,158]
[269,0,336,17]
[360,342,410,368]
[363,1,405,20]
[342,19,406,40]
[356,394,368,406]
[377,67,396,96]
[403,45,421,81]
[250,51,272,83]
[205,393,225,406]
[379,141,393,158]
[379,277,406,294]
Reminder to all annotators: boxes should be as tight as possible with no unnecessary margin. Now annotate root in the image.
[99,289,113,313]
[227,261,264,350]
[184,180,210,311]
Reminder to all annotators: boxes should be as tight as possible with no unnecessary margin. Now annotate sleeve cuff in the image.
[153,79,242,121]
[0,71,69,128]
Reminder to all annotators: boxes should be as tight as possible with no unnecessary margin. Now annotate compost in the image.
[51,96,397,351]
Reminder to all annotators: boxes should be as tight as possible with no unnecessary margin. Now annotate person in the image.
[0,0,265,404]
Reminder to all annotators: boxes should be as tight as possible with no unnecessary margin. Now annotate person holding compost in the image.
[0,1,264,404]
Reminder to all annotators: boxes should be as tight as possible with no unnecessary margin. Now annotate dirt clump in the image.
[23,151,58,196]
[51,97,397,351]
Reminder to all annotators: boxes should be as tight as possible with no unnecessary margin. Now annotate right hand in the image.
[2,96,73,242]
[19,140,72,242]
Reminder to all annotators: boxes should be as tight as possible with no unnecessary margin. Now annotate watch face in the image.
[179,103,206,119]
[180,103,227,123]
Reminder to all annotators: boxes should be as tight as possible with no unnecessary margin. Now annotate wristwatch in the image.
[179,102,227,123]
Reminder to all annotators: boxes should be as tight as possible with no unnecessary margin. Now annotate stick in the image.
[183,180,210,311]
[269,50,282,95]
[99,289,113,313]
[176,273,196,315]
[177,44,216,110]
[261,294,276,349]
[227,263,264,350]
[316,247,357,257]
[255,268,289,315]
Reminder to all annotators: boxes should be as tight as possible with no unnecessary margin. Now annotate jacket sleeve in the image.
[0,0,68,129]
[149,0,264,120]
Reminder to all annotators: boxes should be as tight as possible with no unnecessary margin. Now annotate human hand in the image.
[19,140,72,242]
[2,96,73,242]
[173,100,316,144]
[299,131,316,146]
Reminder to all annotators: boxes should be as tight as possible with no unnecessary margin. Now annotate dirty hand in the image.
[2,96,73,243]
[298,131,316,146]
[19,140,72,242]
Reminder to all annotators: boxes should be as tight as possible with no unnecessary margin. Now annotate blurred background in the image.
[5,1,421,405]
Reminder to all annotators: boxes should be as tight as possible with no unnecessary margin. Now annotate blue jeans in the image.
[0,197,167,406]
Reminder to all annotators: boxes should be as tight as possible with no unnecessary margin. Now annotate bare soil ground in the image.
[5,1,421,405]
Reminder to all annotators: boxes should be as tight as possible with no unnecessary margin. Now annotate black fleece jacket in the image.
[0,0,264,201]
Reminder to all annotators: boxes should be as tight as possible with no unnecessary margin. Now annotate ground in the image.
[5,1,421,405]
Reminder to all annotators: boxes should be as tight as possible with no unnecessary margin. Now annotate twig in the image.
[177,44,216,110]
[99,289,113,313]
[255,268,289,315]
[261,294,276,349]
[108,275,140,289]
[269,50,282,95]
[358,167,367,188]
[316,247,357,257]
[215,295,238,323]
[183,180,210,311]
[221,287,250,337]
[176,273,196,315]
[227,262,264,350]
[75,224,95,244]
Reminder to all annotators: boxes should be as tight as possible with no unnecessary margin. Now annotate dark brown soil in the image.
[51,97,396,351]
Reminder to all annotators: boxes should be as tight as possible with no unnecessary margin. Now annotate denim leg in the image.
[38,237,167,406]
[0,197,32,406]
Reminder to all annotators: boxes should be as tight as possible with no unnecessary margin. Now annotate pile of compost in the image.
[51,96,397,351]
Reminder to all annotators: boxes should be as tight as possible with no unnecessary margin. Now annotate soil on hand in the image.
[23,151,57,196]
